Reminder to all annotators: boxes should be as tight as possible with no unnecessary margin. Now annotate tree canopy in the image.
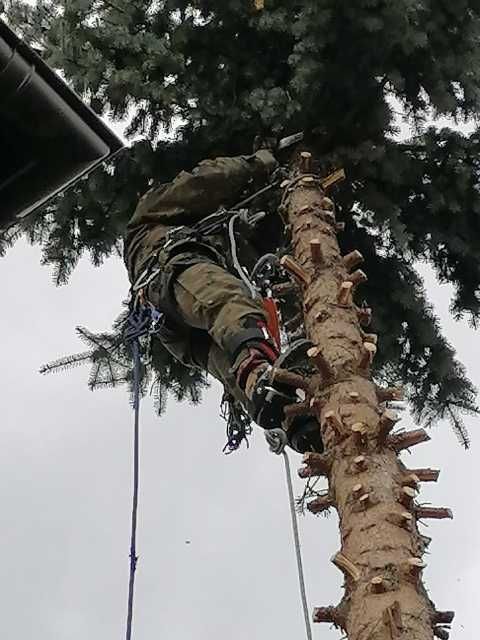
[3,0,480,444]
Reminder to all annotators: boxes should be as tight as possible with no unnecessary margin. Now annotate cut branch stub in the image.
[313,606,345,628]
[307,346,334,381]
[332,552,361,582]
[409,468,441,483]
[378,409,400,439]
[310,238,324,264]
[362,332,378,345]
[308,494,334,515]
[335,221,346,233]
[359,342,377,370]
[376,385,405,402]
[399,486,417,508]
[353,455,368,472]
[434,628,450,640]
[371,576,388,594]
[356,305,373,326]
[404,557,427,579]
[416,506,453,521]
[351,422,368,444]
[337,281,354,306]
[386,511,414,531]
[388,429,431,452]
[401,473,421,490]
[383,601,404,639]
[351,483,364,500]
[324,410,347,437]
[434,612,455,625]
[342,250,364,271]
[298,452,331,478]
[321,168,346,190]
[280,255,311,287]
[347,269,368,287]
[300,151,313,173]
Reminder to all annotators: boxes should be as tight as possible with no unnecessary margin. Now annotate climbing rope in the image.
[266,431,313,640]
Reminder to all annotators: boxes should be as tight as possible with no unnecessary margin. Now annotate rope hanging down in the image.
[266,430,313,640]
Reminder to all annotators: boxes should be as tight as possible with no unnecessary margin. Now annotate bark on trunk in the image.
[279,154,453,640]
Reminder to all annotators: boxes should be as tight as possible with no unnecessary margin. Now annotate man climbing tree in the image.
[2,1,480,639]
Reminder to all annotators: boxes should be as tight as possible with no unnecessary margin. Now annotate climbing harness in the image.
[266,431,313,640]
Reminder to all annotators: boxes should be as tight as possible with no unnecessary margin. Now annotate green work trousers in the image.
[148,260,268,406]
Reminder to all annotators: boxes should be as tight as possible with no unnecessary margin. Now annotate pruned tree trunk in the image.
[279,152,454,640]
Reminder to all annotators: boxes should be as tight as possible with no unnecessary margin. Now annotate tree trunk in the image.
[279,153,453,640]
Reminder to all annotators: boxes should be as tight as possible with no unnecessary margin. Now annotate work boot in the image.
[235,338,324,453]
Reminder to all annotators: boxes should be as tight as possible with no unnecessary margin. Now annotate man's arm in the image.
[129,150,277,228]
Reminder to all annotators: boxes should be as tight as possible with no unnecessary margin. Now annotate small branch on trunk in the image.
[342,250,364,271]
[313,606,346,628]
[307,346,334,381]
[308,494,334,515]
[409,468,441,483]
[434,612,455,625]
[415,506,453,520]
[376,385,405,402]
[298,452,332,478]
[280,255,311,287]
[388,429,431,452]
[331,552,362,582]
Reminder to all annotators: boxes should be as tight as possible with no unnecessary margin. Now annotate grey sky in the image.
[1,234,478,639]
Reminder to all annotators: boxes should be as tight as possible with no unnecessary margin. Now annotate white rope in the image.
[281,450,313,640]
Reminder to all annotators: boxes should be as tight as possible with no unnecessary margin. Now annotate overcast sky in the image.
[0,228,478,640]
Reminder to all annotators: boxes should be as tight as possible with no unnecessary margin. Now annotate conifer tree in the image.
[2,2,480,636]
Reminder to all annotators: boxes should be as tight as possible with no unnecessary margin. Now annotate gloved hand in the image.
[254,148,279,174]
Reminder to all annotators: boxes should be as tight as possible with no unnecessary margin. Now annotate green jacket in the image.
[124,150,277,283]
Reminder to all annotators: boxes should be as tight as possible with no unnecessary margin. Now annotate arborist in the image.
[124,147,324,453]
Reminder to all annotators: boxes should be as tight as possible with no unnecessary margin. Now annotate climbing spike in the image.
[337,281,354,306]
[388,429,431,452]
[342,250,364,271]
[280,255,311,287]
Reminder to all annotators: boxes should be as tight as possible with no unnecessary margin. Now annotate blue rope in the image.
[124,304,161,640]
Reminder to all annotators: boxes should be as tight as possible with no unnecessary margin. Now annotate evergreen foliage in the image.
[3,0,480,443]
